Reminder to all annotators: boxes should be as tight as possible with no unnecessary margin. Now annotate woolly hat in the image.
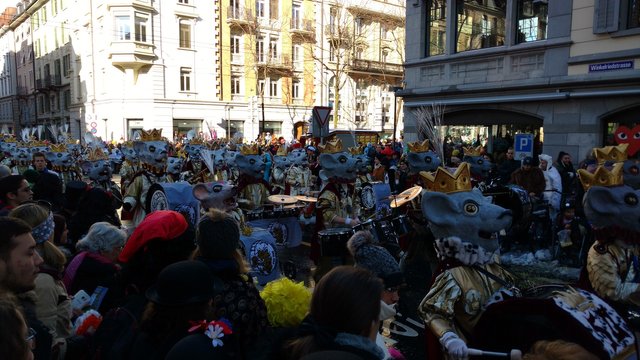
[197,209,240,259]
[119,210,189,263]
[346,231,403,288]
[146,260,223,306]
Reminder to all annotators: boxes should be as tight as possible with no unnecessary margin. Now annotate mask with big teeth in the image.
[192,181,238,212]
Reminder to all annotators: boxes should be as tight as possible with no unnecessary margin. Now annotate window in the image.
[258,79,265,95]
[41,7,47,24]
[63,90,70,110]
[179,20,191,48]
[355,17,363,35]
[54,59,61,85]
[63,54,70,77]
[270,79,278,97]
[426,0,446,56]
[292,4,301,28]
[256,37,265,62]
[135,13,148,42]
[256,0,265,18]
[456,0,506,52]
[329,43,336,62]
[230,0,240,17]
[179,0,190,3]
[381,24,390,40]
[180,67,192,91]
[517,0,548,43]
[116,15,131,40]
[231,36,242,63]
[231,76,241,94]
[292,79,300,98]
[381,50,388,63]
[269,37,278,61]
[594,0,640,33]
[292,44,302,67]
[270,0,278,20]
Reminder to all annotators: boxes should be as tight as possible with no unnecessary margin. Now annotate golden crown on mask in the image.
[276,145,288,156]
[407,139,431,153]
[578,162,624,191]
[240,143,260,155]
[86,147,109,161]
[463,145,483,157]
[139,129,163,141]
[348,145,364,155]
[593,144,628,165]
[420,162,472,194]
[49,143,67,153]
[318,139,344,154]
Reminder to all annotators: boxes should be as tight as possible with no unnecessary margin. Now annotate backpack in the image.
[90,295,145,360]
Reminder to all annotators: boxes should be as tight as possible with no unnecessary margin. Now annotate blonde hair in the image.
[9,203,66,270]
[523,340,599,360]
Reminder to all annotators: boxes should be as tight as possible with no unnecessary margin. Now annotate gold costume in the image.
[587,241,640,305]
[239,183,270,210]
[418,264,515,340]
[317,183,357,228]
[123,172,166,226]
[286,166,312,196]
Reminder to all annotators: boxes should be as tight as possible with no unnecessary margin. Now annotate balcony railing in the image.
[257,55,292,69]
[227,7,253,22]
[350,59,403,75]
[291,19,314,32]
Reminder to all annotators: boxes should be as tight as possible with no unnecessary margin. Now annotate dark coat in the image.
[65,253,122,313]
[19,292,53,360]
[510,167,546,197]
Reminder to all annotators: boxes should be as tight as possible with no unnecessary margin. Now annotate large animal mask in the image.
[614,125,640,156]
[184,142,205,162]
[133,140,168,169]
[463,155,492,179]
[623,159,640,190]
[235,144,265,178]
[166,156,184,176]
[287,148,308,167]
[407,140,441,174]
[81,147,113,182]
[12,144,31,166]
[318,139,357,181]
[45,144,73,169]
[121,142,139,162]
[273,154,291,170]
[422,188,512,252]
[212,148,228,169]
[192,181,237,211]
[583,185,640,234]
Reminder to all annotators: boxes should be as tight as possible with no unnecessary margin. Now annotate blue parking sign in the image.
[514,134,533,160]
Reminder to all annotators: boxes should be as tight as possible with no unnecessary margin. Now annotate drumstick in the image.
[468,348,522,359]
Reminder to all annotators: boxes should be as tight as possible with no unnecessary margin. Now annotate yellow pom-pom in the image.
[260,277,311,327]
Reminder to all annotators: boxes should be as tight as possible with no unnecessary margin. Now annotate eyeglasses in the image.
[25,327,36,350]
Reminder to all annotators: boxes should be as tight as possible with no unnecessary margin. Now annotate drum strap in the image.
[471,265,522,297]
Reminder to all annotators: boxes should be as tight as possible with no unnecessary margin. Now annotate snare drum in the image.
[318,227,354,257]
[392,214,413,236]
[244,209,264,221]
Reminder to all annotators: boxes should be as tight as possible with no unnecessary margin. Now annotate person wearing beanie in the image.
[193,208,268,355]
[347,231,404,360]
[510,156,545,199]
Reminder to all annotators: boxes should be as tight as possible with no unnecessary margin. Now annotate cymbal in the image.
[283,204,304,209]
[267,195,298,205]
[295,195,317,203]
[389,186,423,208]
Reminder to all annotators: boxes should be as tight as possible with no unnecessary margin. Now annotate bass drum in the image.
[146,182,201,227]
[360,182,392,214]
[471,285,636,360]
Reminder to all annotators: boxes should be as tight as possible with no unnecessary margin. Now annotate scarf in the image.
[62,251,116,290]
[434,236,497,266]
[334,332,385,359]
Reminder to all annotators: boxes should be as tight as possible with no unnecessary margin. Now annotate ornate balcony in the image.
[227,7,254,27]
[109,41,156,70]
[290,19,315,41]
[349,59,403,76]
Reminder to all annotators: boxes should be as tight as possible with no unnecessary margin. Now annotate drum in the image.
[146,182,200,226]
[470,285,636,360]
[244,209,264,221]
[392,214,413,236]
[483,184,532,234]
[360,182,392,213]
[318,227,354,257]
[267,204,303,219]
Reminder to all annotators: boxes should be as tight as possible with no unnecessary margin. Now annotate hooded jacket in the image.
[539,154,562,210]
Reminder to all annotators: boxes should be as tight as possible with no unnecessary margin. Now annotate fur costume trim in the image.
[434,236,497,266]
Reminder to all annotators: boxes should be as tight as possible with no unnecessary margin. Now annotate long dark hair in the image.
[285,266,382,358]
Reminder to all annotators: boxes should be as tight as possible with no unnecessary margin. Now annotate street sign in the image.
[514,133,534,160]
[312,106,332,138]
[90,122,97,128]
[90,128,98,134]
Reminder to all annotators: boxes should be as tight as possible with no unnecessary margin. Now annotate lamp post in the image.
[224,104,233,139]
[391,86,404,143]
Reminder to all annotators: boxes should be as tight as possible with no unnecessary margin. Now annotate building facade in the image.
[403,0,640,162]
[0,0,406,143]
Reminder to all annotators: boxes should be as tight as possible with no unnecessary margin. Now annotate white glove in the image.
[440,332,468,359]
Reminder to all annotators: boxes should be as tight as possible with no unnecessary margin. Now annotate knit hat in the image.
[197,209,240,259]
[146,260,223,306]
[119,210,189,263]
[346,231,403,288]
